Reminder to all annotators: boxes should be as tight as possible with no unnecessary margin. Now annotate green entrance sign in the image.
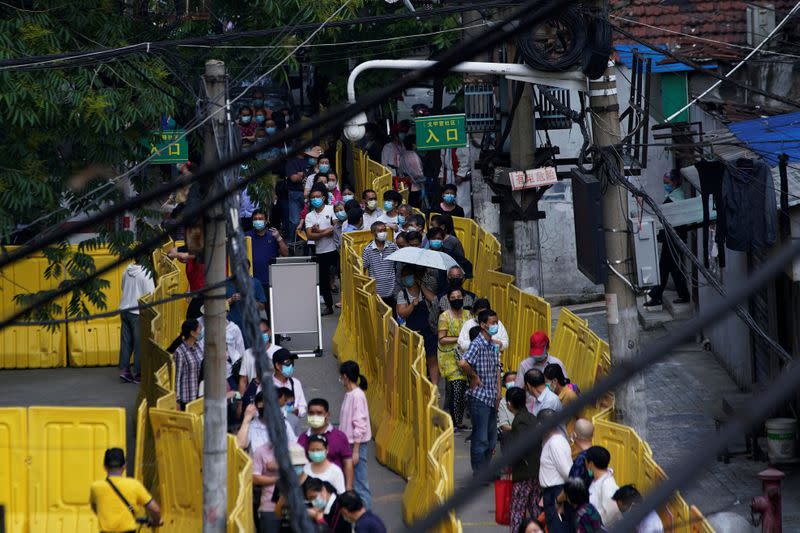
[415,114,467,151]
[144,129,188,164]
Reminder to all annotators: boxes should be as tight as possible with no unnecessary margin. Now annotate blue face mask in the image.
[429,239,443,250]
[253,220,266,231]
[240,115,252,124]
[266,127,277,135]
[664,184,674,194]
[262,332,270,344]
[443,193,456,204]
[255,115,266,124]
[311,197,324,208]
[196,329,205,342]
[255,137,267,144]
[281,363,294,378]
[397,215,406,226]
[383,200,394,211]
[487,324,499,336]
[336,211,347,221]
[252,99,264,108]
[398,132,407,142]
[402,275,415,287]
[308,157,317,166]
[319,164,330,173]
[343,194,355,203]
[294,465,305,475]
[308,450,327,463]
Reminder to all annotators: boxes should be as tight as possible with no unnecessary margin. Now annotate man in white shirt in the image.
[587,445,622,527]
[306,183,337,315]
[457,298,509,353]
[118,259,155,383]
[439,145,472,217]
[236,391,297,456]
[225,318,245,381]
[361,189,384,228]
[538,409,572,533]
[524,368,563,415]
[377,190,403,230]
[272,348,307,417]
[612,484,664,533]
[514,331,569,389]
[238,319,280,394]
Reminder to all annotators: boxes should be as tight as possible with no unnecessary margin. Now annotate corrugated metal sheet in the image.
[615,45,717,73]
[727,111,800,166]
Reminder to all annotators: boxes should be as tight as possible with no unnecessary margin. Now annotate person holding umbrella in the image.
[395,264,439,385]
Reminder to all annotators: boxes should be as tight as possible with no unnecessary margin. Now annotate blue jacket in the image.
[723,159,777,252]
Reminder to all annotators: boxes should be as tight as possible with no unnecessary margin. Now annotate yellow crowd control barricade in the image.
[0,407,27,533]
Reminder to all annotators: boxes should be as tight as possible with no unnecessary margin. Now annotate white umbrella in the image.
[386,247,459,271]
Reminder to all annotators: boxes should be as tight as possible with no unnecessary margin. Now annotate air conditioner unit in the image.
[747,4,776,47]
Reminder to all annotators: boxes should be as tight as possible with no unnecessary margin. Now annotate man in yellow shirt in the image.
[90,448,162,532]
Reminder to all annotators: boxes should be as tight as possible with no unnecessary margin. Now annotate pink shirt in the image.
[252,443,278,512]
[339,388,372,444]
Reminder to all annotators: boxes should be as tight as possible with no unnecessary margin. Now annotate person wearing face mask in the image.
[360,189,384,228]
[362,221,398,309]
[304,155,331,196]
[568,418,595,487]
[338,491,386,533]
[586,446,621,527]
[456,310,502,474]
[303,477,350,533]
[515,331,568,390]
[246,209,288,306]
[238,319,281,396]
[497,371,518,441]
[506,386,544,532]
[395,204,413,235]
[395,265,439,384]
[306,183,337,315]
[250,89,265,111]
[326,171,343,204]
[377,190,402,230]
[612,485,664,533]
[432,183,466,217]
[276,387,301,436]
[260,119,287,161]
[254,108,268,127]
[437,288,471,430]
[303,434,346,494]
[544,363,578,408]
[400,135,426,208]
[236,390,298,455]
[436,266,476,315]
[174,318,204,410]
[332,202,348,250]
[341,184,356,206]
[271,348,307,417]
[298,398,354,489]
[381,124,407,185]
[457,298,510,354]
[238,106,256,142]
[339,361,373,510]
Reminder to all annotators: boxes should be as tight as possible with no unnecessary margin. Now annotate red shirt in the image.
[185,258,205,291]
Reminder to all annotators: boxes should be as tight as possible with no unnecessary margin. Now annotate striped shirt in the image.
[458,333,500,408]
[174,341,203,404]
[361,241,398,298]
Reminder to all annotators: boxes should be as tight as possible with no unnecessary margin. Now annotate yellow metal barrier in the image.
[337,147,714,532]
[0,407,27,533]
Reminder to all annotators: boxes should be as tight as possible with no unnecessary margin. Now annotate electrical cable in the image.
[0,1,519,71]
[0,0,573,276]
[664,0,800,122]
[409,234,800,532]
[516,5,587,72]
[0,0,577,334]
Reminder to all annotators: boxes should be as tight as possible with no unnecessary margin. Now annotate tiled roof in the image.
[611,0,797,60]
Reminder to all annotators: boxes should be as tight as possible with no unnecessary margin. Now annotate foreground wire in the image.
[408,237,800,532]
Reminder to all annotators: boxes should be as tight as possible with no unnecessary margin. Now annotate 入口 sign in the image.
[415,113,467,151]
[510,166,558,191]
[143,129,189,164]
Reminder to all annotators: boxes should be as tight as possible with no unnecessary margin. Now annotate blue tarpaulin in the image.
[727,112,800,167]
[615,44,717,73]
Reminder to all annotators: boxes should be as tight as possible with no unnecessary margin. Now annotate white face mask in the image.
[375,231,387,242]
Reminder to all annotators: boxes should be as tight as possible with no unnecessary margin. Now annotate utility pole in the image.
[509,84,543,295]
[463,9,500,239]
[202,58,227,533]
[588,57,647,439]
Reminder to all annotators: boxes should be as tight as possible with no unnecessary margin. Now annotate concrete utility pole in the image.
[588,58,647,439]
[202,58,227,533]
[509,84,543,295]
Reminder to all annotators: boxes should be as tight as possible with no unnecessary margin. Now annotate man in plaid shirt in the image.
[458,308,502,474]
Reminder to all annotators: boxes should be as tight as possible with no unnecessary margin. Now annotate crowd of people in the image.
[112,107,664,532]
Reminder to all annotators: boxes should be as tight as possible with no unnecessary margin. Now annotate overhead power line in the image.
[610,22,800,113]
[0,0,576,328]
[664,0,800,122]
[0,1,517,71]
